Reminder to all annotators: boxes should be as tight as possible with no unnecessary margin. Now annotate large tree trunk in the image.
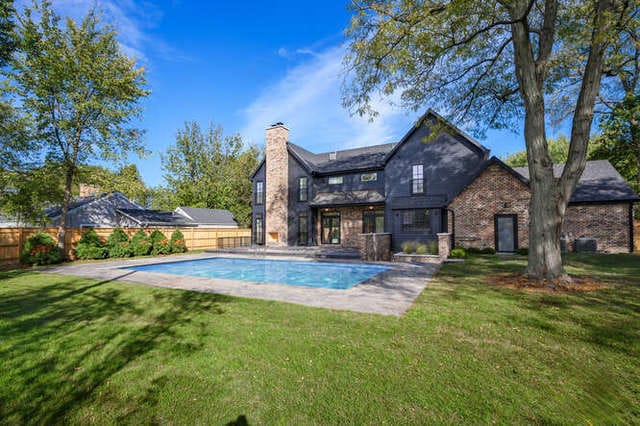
[56,164,73,254]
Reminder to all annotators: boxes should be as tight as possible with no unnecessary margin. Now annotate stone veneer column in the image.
[265,123,289,246]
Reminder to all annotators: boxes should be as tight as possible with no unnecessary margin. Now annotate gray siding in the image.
[251,161,266,244]
[384,124,486,250]
[288,154,312,245]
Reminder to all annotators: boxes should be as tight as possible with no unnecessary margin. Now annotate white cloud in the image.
[240,45,415,152]
[16,0,187,64]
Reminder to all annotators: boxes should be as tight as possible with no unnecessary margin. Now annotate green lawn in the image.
[1,254,639,424]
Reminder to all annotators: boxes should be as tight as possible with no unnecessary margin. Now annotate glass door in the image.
[321,212,341,244]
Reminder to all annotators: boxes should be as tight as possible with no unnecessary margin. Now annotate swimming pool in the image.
[124,257,389,290]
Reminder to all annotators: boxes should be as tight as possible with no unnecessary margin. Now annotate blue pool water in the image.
[125,257,390,290]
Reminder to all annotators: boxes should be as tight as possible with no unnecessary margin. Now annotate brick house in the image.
[250,110,638,253]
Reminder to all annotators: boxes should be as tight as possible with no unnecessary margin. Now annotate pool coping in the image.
[43,252,439,316]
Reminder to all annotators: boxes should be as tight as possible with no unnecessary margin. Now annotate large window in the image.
[363,210,384,234]
[255,181,264,205]
[401,209,432,232]
[328,176,343,185]
[254,214,264,245]
[321,212,341,244]
[298,213,308,245]
[411,165,424,194]
[361,172,377,182]
[298,177,308,202]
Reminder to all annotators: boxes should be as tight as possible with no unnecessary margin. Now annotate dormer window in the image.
[361,172,377,182]
[328,176,343,185]
[328,152,337,160]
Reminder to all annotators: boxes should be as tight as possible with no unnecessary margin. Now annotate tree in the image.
[0,0,15,66]
[343,0,628,281]
[77,164,151,206]
[6,1,149,249]
[160,121,260,227]
[503,135,593,167]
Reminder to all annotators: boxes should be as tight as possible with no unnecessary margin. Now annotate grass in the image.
[0,254,639,424]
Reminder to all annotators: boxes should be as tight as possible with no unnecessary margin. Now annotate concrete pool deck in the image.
[45,252,439,316]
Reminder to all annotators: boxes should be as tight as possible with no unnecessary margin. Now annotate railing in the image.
[217,236,252,249]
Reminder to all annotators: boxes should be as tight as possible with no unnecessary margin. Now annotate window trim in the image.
[411,164,424,194]
[298,176,308,202]
[362,209,385,234]
[254,213,264,245]
[401,208,432,232]
[360,172,377,182]
[328,176,344,185]
[255,181,264,205]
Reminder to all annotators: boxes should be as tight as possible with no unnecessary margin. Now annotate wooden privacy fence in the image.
[0,227,252,265]
[635,220,640,253]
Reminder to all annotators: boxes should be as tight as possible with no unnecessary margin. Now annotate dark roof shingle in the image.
[176,207,238,226]
[513,160,639,203]
[288,142,396,174]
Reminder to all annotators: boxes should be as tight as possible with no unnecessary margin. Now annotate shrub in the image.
[480,247,496,255]
[516,247,529,256]
[150,230,171,255]
[449,247,467,259]
[20,232,63,265]
[401,241,417,254]
[170,229,187,254]
[107,227,131,258]
[415,244,428,254]
[427,240,438,255]
[465,247,482,254]
[75,229,107,259]
[130,230,152,256]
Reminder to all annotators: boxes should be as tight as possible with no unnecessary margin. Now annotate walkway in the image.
[45,252,439,316]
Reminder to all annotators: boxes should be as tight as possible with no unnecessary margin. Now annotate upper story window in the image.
[255,181,264,205]
[328,176,343,185]
[361,172,377,182]
[411,164,424,194]
[298,177,308,202]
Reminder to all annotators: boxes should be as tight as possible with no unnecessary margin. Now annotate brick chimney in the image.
[265,122,289,246]
[79,183,100,197]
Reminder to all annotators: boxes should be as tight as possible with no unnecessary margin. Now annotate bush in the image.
[170,229,187,254]
[401,241,417,254]
[480,247,496,255]
[107,227,131,258]
[75,229,107,259]
[415,244,428,254]
[427,240,438,255]
[20,232,63,265]
[150,230,171,255]
[130,230,152,256]
[516,247,529,256]
[465,247,482,254]
[449,247,467,259]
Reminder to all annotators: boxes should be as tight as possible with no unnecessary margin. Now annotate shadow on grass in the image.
[0,272,233,424]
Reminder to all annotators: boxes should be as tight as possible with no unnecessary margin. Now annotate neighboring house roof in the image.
[513,160,640,203]
[310,189,386,207]
[45,191,143,219]
[175,207,239,227]
[117,208,191,226]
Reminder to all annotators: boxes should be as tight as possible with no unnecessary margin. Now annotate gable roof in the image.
[117,208,190,226]
[513,160,640,203]
[383,109,490,164]
[45,191,142,219]
[287,142,396,175]
[175,207,238,226]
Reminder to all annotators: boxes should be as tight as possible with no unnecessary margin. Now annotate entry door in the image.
[321,212,341,244]
[495,215,517,252]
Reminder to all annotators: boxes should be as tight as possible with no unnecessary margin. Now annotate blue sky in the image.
[44,0,532,187]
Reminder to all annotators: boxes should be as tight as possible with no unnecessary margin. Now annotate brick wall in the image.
[449,163,530,250]
[264,124,289,246]
[563,204,631,253]
[449,163,633,253]
[315,206,366,248]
